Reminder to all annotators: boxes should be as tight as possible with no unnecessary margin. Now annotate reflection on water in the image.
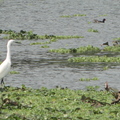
[0,0,120,89]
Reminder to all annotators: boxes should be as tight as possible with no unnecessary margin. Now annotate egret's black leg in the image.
[1,78,4,85]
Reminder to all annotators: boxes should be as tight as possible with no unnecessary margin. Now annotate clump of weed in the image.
[41,45,49,48]
[68,56,120,63]
[88,28,99,32]
[49,45,100,54]
[10,71,20,74]
[79,77,99,81]
[60,14,86,18]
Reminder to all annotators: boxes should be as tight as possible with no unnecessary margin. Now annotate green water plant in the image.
[30,38,57,46]
[88,28,99,32]
[2,30,39,40]
[1,86,119,119]
[10,71,20,74]
[113,38,120,41]
[68,56,120,63]
[103,66,109,70]
[88,22,91,24]
[60,14,86,18]
[103,46,120,52]
[30,41,51,45]
[49,45,101,54]
[79,77,99,81]
[55,35,84,39]
[60,15,71,18]
[41,45,49,48]
[86,86,100,91]
[73,14,86,17]
[0,29,84,40]
[49,45,120,54]
[50,38,57,42]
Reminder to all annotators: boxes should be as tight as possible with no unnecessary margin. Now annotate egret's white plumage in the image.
[0,40,15,85]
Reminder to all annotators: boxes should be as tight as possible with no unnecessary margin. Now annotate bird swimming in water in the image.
[101,41,120,47]
[101,42,109,46]
[94,18,106,23]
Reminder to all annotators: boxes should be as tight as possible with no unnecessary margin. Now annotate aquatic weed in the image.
[60,14,86,18]
[103,66,109,70]
[30,41,51,45]
[0,86,120,119]
[1,29,84,40]
[86,86,100,91]
[49,45,101,54]
[103,46,120,52]
[41,45,49,48]
[79,77,99,81]
[113,37,120,41]
[68,56,120,63]
[88,28,99,32]
[10,71,20,74]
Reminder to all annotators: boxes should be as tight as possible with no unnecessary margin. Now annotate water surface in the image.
[0,0,120,90]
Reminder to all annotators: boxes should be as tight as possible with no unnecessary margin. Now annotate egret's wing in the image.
[0,60,11,79]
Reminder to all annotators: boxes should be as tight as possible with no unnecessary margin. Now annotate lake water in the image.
[0,0,120,90]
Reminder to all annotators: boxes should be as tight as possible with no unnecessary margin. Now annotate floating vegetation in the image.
[0,85,120,119]
[55,35,84,39]
[49,48,70,54]
[10,71,20,74]
[30,41,51,45]
[60,14,86,18]
[50,38,57,42]
[79,77,99,81]
[73,14,86,17]
[68,56,120,63]
[113,37,120,41]
[103,46,120,52]
[88,22,91,24]
[86,86,100,91]
[3,30,39,40]
[49,45,120,55]
[103,66,109,70]
[41,45,49,48]
[60,15,72,18]
[49,45,100,54]
[0,29,84,40]
[88,28,99,32]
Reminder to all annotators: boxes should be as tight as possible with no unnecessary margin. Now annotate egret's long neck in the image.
[6,43,11,61]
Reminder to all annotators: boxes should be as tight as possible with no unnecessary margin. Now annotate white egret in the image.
[0,39,15,85]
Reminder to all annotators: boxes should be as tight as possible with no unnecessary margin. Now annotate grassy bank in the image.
[0,85,119,120]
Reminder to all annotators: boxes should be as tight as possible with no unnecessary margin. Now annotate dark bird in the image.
[101,42,109,46]
[94,18,106,23]
[112,41,119,46]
